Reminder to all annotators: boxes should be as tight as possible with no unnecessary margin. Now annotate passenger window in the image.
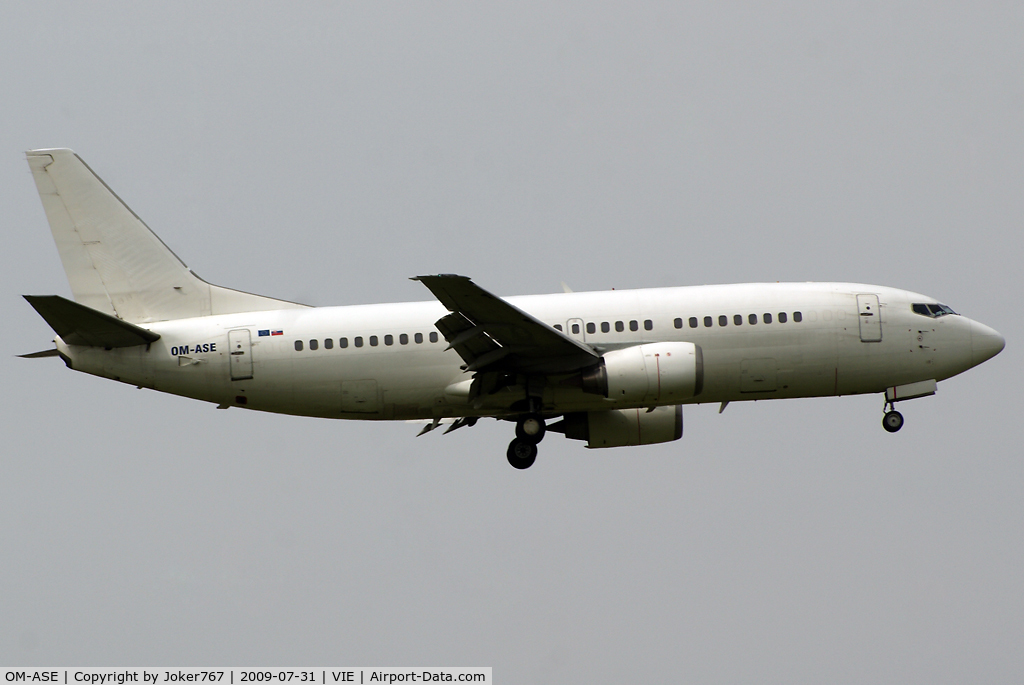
[384,334,393,346]
[704,316,713,328]
[553,324,563,331]
[719,315,728,327]
[674,318,683,329]
[400,333,408,345]
[340,337,348,348]
[309,339,319,350]
[793,311,802,322]
[763,313,772,324]
[778,312,788,323]
[601,322,610,333]
[369,336,378,347]
[733,315,742,326]
[294,340,303,351]
[414,332,423,344]
[571,323,580,334]
[324,338,334,349]
[748,314,757,325]
[614,321,623,332]
[689,317,698,328]
[586,323,596,334]
[429,332,438,343]
[628,320,636,332]
[354,336,364,347]
[644,319,653,331]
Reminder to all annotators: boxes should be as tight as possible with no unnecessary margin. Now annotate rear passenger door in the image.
[228,329,253,380]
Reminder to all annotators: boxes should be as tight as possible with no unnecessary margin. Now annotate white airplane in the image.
[21,149,1005,469]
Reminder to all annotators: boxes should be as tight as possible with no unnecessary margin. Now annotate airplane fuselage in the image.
[54,281,1002,421]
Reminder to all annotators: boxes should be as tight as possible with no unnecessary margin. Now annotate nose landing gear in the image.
[507,414,545,469]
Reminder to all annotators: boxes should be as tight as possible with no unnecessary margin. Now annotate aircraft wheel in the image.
[507,438,538,469]
[515,414,546,443]
[882,410,904,433]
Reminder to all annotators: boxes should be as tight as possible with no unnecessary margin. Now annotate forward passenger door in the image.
[856,294,882,342]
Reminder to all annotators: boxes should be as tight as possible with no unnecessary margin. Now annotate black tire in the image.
[515,414,546,443]
[507,438,538,469]
[882,410,904,433]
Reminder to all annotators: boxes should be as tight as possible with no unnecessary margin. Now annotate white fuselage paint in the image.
[54,282,998,421]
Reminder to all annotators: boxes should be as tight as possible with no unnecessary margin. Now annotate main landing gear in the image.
[507,414,545,469]
[882,401,904,433]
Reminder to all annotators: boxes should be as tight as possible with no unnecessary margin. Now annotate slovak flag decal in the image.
[271,330,283,336]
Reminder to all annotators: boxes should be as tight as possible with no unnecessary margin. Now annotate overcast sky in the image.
[2,2,1021,681]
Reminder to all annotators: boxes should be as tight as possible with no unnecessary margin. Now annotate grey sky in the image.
[2,2,1021,681]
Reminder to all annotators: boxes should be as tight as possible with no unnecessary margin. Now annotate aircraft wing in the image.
[413,274,599,374]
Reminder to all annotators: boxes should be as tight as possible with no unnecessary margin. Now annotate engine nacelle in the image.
[559,405,683,448]
[581,342,703,404]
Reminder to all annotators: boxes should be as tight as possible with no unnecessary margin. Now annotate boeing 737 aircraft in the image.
[21,149,1005,468]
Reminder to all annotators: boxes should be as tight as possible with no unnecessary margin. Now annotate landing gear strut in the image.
[507,414,546,469]
[882,401,904,433]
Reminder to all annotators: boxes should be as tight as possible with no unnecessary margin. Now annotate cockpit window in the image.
[912,303,957,318]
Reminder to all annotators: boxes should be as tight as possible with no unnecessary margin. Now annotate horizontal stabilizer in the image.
[24,295,160,348]
[17,349,61,358]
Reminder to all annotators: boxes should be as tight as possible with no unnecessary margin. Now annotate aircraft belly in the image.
[150,353,228,405]
[836,344,899,395]
[835,314,928,395]
[64,343,152,389]
[278,353,458,420]
[693,339,837,403]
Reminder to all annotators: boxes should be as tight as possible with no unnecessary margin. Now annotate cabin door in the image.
[228,329,254,380]
[856,294,882,342]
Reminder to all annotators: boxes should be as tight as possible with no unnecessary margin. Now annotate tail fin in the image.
[26,149,309,323]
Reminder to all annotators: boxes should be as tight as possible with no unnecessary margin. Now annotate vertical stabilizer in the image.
[26,149,309,323]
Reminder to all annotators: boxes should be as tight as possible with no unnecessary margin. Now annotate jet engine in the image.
[555,405,683,448]
[580,342,703,404]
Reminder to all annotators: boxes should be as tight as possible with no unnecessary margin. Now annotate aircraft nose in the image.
[971,320,1005,366]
